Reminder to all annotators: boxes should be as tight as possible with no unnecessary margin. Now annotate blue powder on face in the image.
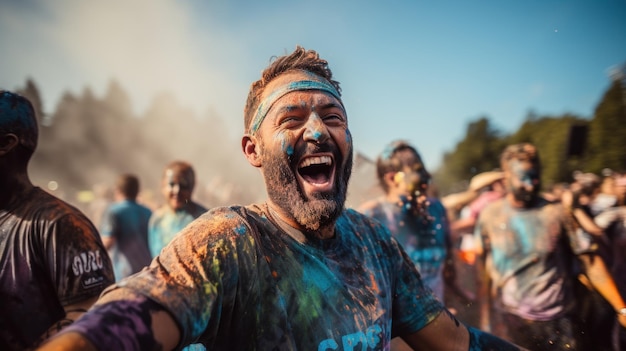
[279,134,294,156]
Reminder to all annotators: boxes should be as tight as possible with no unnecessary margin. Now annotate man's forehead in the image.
[165,168,191,180]
[261,70,326,101]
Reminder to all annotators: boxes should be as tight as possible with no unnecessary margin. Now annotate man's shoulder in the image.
[189,205,260,235]
[25,187,92,223]
[339,208,389,234]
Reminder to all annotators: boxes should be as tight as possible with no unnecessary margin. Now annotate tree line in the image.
[9,64,626,209]
[433,67,626,196]
[14,79,264,212]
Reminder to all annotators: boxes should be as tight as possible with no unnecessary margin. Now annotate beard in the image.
[261,140,352,232]
[511,186,539,207]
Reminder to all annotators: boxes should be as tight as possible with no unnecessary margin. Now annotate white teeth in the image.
[299,156,332,168]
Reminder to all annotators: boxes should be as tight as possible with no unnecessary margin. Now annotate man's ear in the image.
[0,133,19,157]
[242,134,262,168]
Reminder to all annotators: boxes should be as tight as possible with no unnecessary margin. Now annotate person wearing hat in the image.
[0,91,114,350]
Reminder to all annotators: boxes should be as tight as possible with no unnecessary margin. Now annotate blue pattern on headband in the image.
[249,80,342,134]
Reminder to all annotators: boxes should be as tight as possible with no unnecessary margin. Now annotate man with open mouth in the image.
[39,47,525,351]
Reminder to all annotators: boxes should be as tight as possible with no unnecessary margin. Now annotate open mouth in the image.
[297,155,335,187]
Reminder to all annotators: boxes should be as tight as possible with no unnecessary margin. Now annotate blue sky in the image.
[1,0,625,169]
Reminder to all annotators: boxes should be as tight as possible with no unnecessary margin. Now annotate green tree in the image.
[585,75,626,173]
[434,117,505,195]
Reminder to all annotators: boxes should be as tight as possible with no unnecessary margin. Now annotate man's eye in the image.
[280,116,302,126]
[323,114,344,124]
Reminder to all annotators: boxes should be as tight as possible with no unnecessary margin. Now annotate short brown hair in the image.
[116,174,140,200]
[243,46,341,132]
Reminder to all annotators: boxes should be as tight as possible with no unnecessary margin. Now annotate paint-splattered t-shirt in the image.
[100,200,152,281]
[111,204,444,350]
[359,197,450,301]
[474,198,594,321]
[147,202,207,258]
[0,187,114,351]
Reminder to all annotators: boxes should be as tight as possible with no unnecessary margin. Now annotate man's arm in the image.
[38,289,181,351]
[442,217,475,303]
[579,253,626,328]
[401,310,527,350]
[33,297,98,348]
[474,246,492,332]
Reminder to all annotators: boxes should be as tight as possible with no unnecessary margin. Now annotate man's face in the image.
[161,168,194,210]
[392,149,431,197]
[254,71,353,231]
[505,159,540,207]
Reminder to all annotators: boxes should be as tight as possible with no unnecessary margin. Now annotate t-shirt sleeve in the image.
[112,208,257,346]
[381,223,445,337]
[46,213,115,306]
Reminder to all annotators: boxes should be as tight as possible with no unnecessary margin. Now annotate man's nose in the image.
[523,180,536,192]
[171,184,180,194]
[303,113,329,143]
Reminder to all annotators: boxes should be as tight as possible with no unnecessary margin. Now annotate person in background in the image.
[39,46,525,351]
[0,90,114,350]
[358,140,474,304]
[591,169,619,215]
[474,142,626,350]
[148,160,207,257]
[594,186,626,351]
[567,172,617,351]
[358,140,476,351]
[100,174,152,281]
[85,182,114,229]
[541,181,569,204]
[449,171,506,242]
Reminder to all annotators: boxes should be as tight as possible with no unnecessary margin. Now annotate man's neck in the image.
[0,174,34,208]
[506,193,538,209]
[266,202,336,242]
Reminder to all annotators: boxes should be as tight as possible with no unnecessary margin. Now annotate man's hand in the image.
[619,311,626,329]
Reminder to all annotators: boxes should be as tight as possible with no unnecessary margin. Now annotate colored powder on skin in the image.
[249,80,343,135]
[234,224,247,235]
[278,134,294,156]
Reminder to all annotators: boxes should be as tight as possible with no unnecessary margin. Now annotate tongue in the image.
[302,173,329,184]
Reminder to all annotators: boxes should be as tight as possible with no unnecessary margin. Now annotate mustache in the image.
[290,142,338,165]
